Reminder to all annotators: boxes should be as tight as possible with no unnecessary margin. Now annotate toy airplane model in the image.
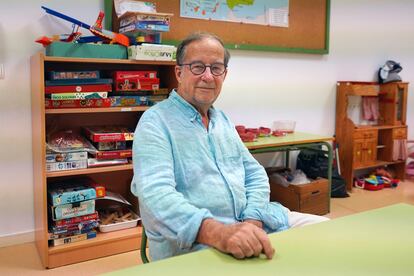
[36,6,129,47]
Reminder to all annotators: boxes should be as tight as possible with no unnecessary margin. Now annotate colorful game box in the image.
[46,151,87,163]
[113,71,159,92]
[48,181,97,206]
[50,92,108,100]
[45,98,112,109]
[51,199,95,220]
[83,126,134,142]
[92,141,128,151]
[49,70,100,80]
[53,212,99,227]
[45,84,112,94]
[46,160,88,172]
[109,96,149,107]
[49,231,97,246]
[92,149,132,160]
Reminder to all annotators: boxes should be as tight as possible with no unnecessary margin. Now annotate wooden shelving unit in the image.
[335,81,409,191]
[30,53,177,268]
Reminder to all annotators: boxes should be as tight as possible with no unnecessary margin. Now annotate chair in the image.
[140,226,150,263]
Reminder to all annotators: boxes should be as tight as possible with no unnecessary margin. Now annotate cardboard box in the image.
[46,42,127,59]
[268,172,329,215]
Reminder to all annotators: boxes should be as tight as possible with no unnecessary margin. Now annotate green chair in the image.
[140,226,150,263]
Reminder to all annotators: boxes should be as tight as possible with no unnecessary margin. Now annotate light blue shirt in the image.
[131,90,289,261]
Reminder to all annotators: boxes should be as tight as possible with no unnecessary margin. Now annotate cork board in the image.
[106,0,330,54]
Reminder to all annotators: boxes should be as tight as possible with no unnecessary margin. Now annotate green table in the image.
[105,203,414,276]
[245,132,334,211]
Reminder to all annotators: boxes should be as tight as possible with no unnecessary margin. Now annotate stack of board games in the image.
[110,70,168,107]
[82,126,134,167]
[48,177,102,246]
[45,130,97,172]
[118,9,173,45]
[45,70,113,109]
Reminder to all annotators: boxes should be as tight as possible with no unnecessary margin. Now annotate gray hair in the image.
[176,32,231,66]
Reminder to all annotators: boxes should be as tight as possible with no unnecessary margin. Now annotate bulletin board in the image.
[105,0,330,54]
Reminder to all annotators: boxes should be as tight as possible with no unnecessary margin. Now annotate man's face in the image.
[175,38,227,112]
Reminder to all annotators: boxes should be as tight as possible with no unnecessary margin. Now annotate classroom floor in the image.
[1,180,413,275]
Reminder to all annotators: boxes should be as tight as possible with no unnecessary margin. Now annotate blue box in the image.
[48,183,97,206]
[51,200,95,220]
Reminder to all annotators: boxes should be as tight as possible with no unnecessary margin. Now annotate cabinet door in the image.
[353,140,364,168]
[363,139,377,165]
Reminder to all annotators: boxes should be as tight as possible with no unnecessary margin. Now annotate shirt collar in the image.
[169,90,217,122]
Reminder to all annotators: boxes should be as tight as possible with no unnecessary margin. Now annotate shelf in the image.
[45,106,150,114]
[354,160,406,170]
[46,164,133,178]
[44,54,176,66]
[47,226,141,268]
[48,226,141,254]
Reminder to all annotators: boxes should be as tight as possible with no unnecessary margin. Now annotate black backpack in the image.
[296,147,349,198]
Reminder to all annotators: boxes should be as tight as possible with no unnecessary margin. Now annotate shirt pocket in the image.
[218,133,242,161]
[217,134,245,181]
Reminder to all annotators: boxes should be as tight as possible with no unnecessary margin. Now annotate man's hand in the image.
[197,219,274,260]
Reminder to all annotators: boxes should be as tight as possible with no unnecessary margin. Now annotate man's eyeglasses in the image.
[179,62,227,76]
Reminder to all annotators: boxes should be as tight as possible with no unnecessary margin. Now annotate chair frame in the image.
[140,226,150,263]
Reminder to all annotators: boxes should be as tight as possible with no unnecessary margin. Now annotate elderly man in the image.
[131,32,328,261]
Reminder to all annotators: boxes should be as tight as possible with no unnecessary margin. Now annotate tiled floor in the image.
[327,179,414,218]
[1,181,413,275]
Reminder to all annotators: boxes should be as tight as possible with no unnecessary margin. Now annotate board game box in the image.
[51,199,95,220]
[45,98,112,109]
[83,126,134,142]
[48,181,97,206]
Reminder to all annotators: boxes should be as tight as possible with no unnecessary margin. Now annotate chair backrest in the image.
[140,226,150,263]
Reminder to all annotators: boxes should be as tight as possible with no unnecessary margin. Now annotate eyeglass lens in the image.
[186,62,226,76]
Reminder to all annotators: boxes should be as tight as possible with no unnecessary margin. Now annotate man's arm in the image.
[196,218,274,259]
[132,112,213,250]
[231,126,289,232]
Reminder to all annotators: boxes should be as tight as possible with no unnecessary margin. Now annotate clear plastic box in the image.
[272,120,296,133]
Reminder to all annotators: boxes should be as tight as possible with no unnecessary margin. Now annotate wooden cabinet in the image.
[335,81,408,191]
[30,53,177,268]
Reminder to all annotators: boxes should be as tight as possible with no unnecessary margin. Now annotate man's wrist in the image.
[244,219,263,229]
[196,218,224,249]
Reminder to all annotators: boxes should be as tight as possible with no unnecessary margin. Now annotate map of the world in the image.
[180,0,289,27]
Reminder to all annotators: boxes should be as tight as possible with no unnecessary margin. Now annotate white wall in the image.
[1,0,414,245]
[0,0,103,245]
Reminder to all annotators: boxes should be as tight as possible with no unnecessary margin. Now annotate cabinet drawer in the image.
[353,130,378,140]
[392,127,407,139]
